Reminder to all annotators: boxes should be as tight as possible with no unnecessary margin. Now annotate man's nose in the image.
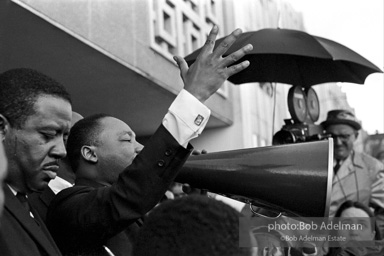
[334,136,343,145]
[51,139,67,159]
[135,142,144,154]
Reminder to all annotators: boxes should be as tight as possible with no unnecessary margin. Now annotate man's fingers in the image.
[212,28,243,59]
[220,44,253,68]
[173,56,188,81]
[199,25,219,56]
[226,60,250,78]
[180,25,252,102]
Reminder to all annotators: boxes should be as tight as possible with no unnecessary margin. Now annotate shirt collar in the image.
[48,176,73,194]
[6,184,18,196]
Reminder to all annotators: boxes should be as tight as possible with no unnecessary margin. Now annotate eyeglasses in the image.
[329,133,355,141]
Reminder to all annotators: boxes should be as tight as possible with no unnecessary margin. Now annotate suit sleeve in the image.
[46,124,193,251]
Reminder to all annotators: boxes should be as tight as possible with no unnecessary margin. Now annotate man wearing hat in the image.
[321,109,384,235]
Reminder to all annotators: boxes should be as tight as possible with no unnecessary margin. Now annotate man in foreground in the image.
[0,68,72,256]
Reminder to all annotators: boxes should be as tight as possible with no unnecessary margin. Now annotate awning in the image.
[0,0,187,138]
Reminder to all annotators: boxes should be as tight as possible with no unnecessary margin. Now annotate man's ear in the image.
[0,114,10,139]
[80,145,98,164]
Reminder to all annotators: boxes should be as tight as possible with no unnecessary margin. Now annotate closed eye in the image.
[121,136,132,142]
[118,131,135,142]
[41,132,55,140]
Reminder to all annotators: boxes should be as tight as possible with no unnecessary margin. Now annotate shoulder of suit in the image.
[52,185,95,203]
[360,152,383,166]
[354,151,384,173]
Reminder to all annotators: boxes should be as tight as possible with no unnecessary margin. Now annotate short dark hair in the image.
[133,195,253,256]
[335,200,381,240]
[335,200,374,218]
[0,68,72,128]
[66,113,111,172]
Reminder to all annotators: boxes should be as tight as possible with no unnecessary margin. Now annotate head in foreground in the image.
[133,195,255,256]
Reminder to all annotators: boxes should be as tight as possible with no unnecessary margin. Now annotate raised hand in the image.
[173,25,253,103]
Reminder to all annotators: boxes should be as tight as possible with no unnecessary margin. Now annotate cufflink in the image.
[194,115,204,126]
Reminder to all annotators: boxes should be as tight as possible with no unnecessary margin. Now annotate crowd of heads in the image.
[0,66,383,256]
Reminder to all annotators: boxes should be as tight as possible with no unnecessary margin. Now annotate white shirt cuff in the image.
[163,89,211,147]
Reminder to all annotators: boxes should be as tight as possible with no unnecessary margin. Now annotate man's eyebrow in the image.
[118,131,136,137]
[39,125,69,133]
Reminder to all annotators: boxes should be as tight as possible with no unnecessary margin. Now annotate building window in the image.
[151,0,223,58]
[150,0,226,96]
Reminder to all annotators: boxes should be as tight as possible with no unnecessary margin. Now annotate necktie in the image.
[16,193,30,211]
[334,160,341,173]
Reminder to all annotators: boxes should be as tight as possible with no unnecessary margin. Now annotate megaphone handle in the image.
[249,203,282,219]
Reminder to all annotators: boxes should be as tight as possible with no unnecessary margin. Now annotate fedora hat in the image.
[321,109,361,130]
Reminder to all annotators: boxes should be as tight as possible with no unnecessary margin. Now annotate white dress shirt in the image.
[48,176,73,195]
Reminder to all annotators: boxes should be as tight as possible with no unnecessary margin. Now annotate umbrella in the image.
[184,28,383,87]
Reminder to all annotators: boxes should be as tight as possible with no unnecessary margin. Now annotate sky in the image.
[285,0,384,134]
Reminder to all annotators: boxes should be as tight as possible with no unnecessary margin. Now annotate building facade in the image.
[1,0,358,153]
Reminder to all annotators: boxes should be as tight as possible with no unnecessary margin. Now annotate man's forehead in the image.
[117,130,136,137]
[341,207,370,218]
[326,124,355,133]
[100,117,134,134]
[27,95,72,127]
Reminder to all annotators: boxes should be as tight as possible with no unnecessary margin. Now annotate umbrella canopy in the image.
[184,28,382,87]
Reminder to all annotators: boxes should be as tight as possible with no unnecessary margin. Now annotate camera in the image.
[273,86,329,145]
[273,121,330,145]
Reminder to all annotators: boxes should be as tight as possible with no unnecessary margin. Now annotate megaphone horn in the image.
[175,140,334,218]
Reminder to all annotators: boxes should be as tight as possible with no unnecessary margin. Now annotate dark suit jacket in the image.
[0,186,62,256]
[29,185,56,222]
[71,178,144,256]
[46,125,192,256]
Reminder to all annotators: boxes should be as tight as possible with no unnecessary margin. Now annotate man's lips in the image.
[42,164,59,180]
[42,170,57,180]
[43,164,59,171]
[335,146,346,152]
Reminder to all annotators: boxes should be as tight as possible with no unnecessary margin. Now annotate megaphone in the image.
[175,139,334,218]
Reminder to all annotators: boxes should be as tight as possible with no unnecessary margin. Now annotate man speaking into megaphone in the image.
[44,25,254,256]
